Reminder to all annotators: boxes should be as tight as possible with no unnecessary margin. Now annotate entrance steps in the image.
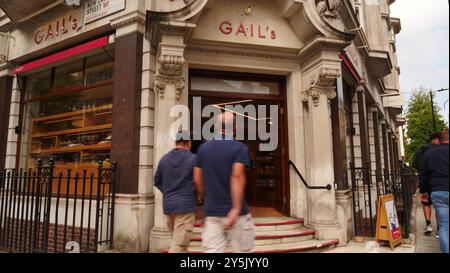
[162,217,339,253]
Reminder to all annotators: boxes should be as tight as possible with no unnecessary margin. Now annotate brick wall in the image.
[0,218,96,253]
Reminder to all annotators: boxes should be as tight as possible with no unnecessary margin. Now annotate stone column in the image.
[381,121,390,174]
[0,75,13,169]
[370,108,383,194]
[301,68,341,241]
[149,22,192,253]
[371,109,382,175]
[356,86,370,170]
[4,77,20,169]
[331,77,348,190]
[388,130,395,174]
[109,14,155,253]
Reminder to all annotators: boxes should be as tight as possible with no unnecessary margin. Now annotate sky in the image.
[390,0,449,124]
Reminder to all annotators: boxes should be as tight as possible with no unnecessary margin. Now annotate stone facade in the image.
[0,0,405,252]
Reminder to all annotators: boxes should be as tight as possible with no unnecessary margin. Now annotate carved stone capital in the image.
[155,75,185,101]
[302,68,340,107]
[302,86,337,107]
[157,40,186,76]
[311,67,341,87]
[158,53,186,76]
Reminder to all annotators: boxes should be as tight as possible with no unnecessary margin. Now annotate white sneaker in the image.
[424,225,433,234]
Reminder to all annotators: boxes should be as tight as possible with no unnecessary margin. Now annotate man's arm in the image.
[419,152,430,199]
[154,165,163,192]
[225,162,246,230]
[194,167,204,202]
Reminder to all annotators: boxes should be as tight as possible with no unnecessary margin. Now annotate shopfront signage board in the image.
[375,194,403,249]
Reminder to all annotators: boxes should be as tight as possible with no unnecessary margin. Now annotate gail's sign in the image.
[84,0,126,24]
[34,13,83,45]
[219,21,277,40]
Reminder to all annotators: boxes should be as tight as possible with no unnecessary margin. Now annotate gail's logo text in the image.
[219,21,277,40]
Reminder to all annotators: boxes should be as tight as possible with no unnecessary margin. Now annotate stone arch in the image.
[147,0,210,21]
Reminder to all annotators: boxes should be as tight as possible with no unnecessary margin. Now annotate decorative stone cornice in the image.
[302,68,340,107]
[186,46,300,63]
[155,75,185,101]
[110,13,146,30]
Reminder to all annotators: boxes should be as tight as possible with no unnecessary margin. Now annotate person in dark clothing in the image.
[419,130,449,253]
[194,112,255,253]
[413,133,440,235]
[154,132,197,253]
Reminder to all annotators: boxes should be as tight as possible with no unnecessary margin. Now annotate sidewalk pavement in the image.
[323,238,415,253]
[325,192,440,253]
[413,193,441,253]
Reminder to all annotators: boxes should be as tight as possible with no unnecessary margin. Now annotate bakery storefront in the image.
[1,0,405,253]
[16,38,115,174]
[0,0,143,253]
[146,0,358,253]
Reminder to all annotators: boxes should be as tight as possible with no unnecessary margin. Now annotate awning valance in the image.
[14,36,109,75]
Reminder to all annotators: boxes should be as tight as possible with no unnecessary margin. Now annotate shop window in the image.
[191,77,280,95]
[54,59,84,89]
[21,84,113,173]
[19,50,115,195]
[86,51,114,85]
[25,70,52,99]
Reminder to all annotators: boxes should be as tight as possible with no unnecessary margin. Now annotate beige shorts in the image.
[202,213,255,253]
[167,212,196,253]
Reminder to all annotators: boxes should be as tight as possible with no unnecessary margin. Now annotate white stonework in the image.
[0,0,406,252]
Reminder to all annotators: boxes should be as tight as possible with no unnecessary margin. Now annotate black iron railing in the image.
[0,159,117,253]
[288,160,332,191]
[392,164,416,238]
[349,162,417,238]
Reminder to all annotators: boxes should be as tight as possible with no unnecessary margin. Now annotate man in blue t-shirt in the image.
[194,112,255,253]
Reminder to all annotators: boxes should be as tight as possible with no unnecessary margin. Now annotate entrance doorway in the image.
[188,70,289,216]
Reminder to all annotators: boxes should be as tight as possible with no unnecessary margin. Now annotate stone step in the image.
[193,218,305,233]
[189,228,316,247]
[162,239,339,253]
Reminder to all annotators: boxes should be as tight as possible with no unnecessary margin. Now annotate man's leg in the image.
[431,192,449,253]
[229,214,255,253]
[423,196,433,234]
[169,213,196,253]
[202,217,227,253]
[436,212,440,239]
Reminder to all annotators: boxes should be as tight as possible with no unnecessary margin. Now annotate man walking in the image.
[419,130,449,253]
[154,132,197,253]
[194,112,255,253]
[413,134,440,235]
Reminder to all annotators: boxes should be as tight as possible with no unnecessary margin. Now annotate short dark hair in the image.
[437,130,449,142]
[175,131,191,145]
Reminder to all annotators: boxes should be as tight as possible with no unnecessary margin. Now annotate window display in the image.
[20,50,114,181]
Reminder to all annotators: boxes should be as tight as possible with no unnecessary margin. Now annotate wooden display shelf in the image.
[52,162,111,172]
[31,124,112,138]
[24,162,112,196]
[32,104,113,123]
[30,143,112,155]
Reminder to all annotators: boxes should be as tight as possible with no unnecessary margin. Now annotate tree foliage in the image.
[405,87,448,168]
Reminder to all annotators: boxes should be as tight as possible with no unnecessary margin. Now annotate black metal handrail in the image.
[288,160,332,191]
